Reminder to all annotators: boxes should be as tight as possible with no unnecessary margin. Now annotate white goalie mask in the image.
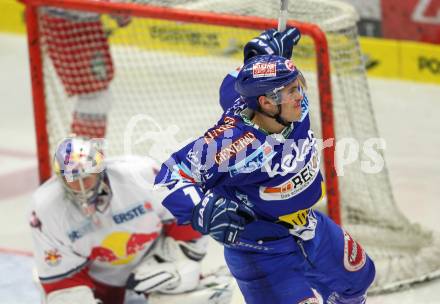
[53,137,111,217]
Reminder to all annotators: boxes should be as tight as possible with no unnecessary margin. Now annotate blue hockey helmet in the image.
[234,55,299,109]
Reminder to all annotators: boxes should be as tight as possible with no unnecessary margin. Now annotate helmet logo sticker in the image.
[285,59,296,71]
[252,62,277,78]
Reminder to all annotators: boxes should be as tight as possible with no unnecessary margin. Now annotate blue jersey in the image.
[155,58,375,304]
[155,75,324,239]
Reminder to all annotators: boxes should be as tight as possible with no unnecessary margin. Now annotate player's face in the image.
[279,79,304,122]
[65,173,99,193]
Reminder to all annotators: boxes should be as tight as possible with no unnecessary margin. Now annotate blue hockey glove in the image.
[243,28,301,62]
[191,193,256,245]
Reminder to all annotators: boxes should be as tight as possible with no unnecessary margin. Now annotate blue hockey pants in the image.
[224,211,375,304]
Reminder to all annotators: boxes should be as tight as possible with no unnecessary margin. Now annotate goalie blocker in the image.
[40,9,114,96]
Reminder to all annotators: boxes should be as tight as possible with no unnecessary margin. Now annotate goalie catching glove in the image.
[148,266,235,304]
[126,236,208,294]
[243,27,301,62]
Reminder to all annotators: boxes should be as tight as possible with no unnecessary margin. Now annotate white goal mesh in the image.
[29,0,440,293]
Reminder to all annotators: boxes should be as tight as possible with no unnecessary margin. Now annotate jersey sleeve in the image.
[154,117,261,225]
[154,134,231,225]
[29,197,89,286]
[155,123,248,224]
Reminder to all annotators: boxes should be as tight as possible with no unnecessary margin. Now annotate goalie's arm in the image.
[29,198,98,301]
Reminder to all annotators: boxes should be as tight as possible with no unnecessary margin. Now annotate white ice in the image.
[1,33,440,303]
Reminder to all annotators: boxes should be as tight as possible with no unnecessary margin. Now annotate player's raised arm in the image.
[219,27,301,111]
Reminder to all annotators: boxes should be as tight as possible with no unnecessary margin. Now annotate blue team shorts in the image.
[224,211,375,304]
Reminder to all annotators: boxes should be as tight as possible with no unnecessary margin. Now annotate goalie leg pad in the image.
[46,286,100,304]
[70,90,111,138]
[71,112,107,138]
[40,13,114,96]
[92,279,126,304]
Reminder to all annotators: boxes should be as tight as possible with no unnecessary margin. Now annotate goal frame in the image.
[23,0,340,224]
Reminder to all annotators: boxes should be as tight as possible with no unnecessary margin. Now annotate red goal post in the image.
[23,0,340,224]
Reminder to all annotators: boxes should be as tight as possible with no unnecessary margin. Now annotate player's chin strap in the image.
[256,104,292,127]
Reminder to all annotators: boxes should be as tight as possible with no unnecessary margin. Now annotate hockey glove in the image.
[243,28,301,62]
[126,236,205,294]
[148,266,234,304]
[191,193,256,245]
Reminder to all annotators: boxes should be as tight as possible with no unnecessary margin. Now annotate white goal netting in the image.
[33,0,440,293]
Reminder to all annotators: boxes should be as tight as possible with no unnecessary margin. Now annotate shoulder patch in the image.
[214,132,256,164]
[204,116,236,144]
[343,230,367,272]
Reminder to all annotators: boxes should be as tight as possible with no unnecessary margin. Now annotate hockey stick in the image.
[277,0,289,32]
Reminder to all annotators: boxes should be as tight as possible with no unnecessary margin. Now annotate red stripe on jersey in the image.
[41,266,94,294]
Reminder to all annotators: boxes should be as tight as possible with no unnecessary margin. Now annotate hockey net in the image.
[24,0,440,294]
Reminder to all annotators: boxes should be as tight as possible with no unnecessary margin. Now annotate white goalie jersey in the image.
[29,156,173,287]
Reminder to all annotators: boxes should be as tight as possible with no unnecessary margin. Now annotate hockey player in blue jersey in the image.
[154,28,375,304]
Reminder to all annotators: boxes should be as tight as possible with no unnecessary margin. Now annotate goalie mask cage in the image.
[24,0,440,293]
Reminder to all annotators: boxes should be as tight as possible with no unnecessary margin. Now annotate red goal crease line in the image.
[0,247,33,257]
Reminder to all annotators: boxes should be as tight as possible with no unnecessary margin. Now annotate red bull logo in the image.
[44,249,62,267]
[90,231,159,265]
